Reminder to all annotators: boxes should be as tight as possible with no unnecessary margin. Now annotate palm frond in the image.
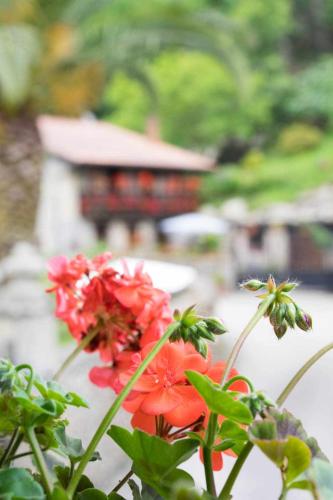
[0,24,40,109]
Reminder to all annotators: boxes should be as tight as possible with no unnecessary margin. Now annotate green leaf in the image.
[33,377,88,409]
[128,479,142,500]
[219,420,249,442]
[53,426,84,460]
[301,458,333,499]
[54,466,93,492]
[107,494,126,500]
[76,489,107,500]
[140,482,163,500]
[108,426,197,497]
[284,437,312,483]
[249,409,324,485]
[0,468,45,499]
[213,439,235,452]
[51,486,69,500]
[185,371,253,424]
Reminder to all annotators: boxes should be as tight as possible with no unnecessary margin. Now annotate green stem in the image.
[15,364,34,394]
[218,441,253,500]
[222,375,255,393]
[202,414,217,496]
[6,447,48,461]
[204,294,275,496]
[220,294,275,387]
[26,427,53,496]
[276,341,333,407]
[6,433,24,464]
[278,480,288,500]
[66,321,180,498]
[219,341,333,500]
[53,327,100,381]
[0,429,19,468]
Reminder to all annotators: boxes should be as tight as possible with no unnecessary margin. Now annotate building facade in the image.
[36,116,214,253]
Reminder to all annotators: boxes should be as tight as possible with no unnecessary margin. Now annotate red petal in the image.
[199,447,223,471]
[123,392,145,413]
[164,385,205,427]
[89,366,113,388]
[140,387,181,415]
[131,411,156,434]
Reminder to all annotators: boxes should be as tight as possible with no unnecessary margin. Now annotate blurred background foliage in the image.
[1,0,333,213]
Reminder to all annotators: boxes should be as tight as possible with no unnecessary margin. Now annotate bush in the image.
[276,123,322,154]
[286,57,333,125]
[241,148,265,169]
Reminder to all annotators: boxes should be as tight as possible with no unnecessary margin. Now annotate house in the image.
[36,115,214,253]
[222,187,333,289]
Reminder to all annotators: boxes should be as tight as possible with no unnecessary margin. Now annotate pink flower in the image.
[47,253,172,385]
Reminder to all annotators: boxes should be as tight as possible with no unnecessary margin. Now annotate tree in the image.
[0,0,244,255]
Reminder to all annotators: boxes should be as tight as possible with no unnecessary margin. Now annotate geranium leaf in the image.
[54,466,93,491]
[53,426,84,460]
[108,426,197,497]
[51,486,69,500]
[185,371,253,424]
[0,468,45,499]
[249,409,326,485]
[76,489,107,500]
[33,377,88,408]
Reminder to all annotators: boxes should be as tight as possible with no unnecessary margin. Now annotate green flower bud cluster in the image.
[171,306,227,357]
[241,276,313,339]
[239,391,275,418]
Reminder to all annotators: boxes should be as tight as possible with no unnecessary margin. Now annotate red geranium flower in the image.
[122,340,209,427]
[119,341,248,471]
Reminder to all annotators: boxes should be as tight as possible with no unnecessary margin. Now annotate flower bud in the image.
[295,308,313,331]
[276,303,287,324]
[205,317,227,335]
[241,279,266,292]
[278,281,298,293]
[267,275,276,293]
[274,320,288,339]
[196,323,215,341]
[240,391,275,418]
[170,307,226,357]
[285,303,296,328]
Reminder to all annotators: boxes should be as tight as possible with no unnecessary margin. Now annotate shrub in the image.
[241,148,265,169]
[286,57,333,125]
[276,122,322,155]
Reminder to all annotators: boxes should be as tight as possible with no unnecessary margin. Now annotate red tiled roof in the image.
[37,115,214,172]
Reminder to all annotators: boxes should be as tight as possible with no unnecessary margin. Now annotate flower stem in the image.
[53,327,99,381]
[0,428,19,468]
[218,441,253,500]
[26,427,53,496]
[218,340,333,500]
[203,294,275,496]
[110,469,133,493]
[66,321,180,498]
[276,341,333,407]
[222,375,255,392]
[202,414,217,496]
[220,294,276,387]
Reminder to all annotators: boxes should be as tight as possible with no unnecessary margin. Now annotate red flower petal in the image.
[131,410,156,434]
[164,385,205,427]
[140,387,182,415]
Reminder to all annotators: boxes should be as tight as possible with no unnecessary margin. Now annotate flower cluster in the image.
[241,276,313,339]
[119,339,248,470]
[47,253,172,388]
